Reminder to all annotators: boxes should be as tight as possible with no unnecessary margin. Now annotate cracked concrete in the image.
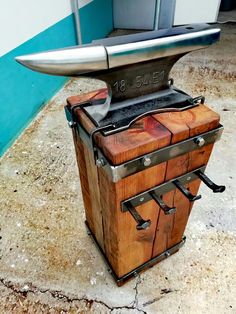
[0,277,145,313]
[0,23,236,313]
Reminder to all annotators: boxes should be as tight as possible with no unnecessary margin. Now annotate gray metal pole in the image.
[154,0,161,30]
[70,0,82,45]
[158,0,176,29]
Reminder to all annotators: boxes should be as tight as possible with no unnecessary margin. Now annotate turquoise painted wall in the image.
[80,0,113,44]
[0,0,113,156]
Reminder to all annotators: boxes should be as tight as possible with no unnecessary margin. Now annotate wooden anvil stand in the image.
[66,89,224,286]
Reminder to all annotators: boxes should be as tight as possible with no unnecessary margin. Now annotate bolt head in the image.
[68,121,75,128]
[137,219,151,230]
[142,156,152,167]
[96,158,105,168]
[195,136,205,147]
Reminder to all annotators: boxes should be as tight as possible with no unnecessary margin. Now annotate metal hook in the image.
[173,180,202,202]
[125,202,151,230]
[194,170,226,193]
[149,191,176,215]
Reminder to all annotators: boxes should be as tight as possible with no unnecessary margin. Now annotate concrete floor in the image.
[218,9,236,23]
[0,23,235,313]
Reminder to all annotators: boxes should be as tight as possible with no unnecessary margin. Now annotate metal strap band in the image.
[94,125,223,182]
[86,220,186,286]
[76,122,223,182]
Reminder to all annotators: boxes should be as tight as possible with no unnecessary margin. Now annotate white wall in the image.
[174,0,221,25]
[0,0,92,57]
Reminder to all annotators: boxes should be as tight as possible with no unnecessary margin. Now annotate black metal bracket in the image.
[125,202,151,230]
[150,191,176,215]
[173,180,202,201]
[121,166,206,213]
[121,166,226,229]
[194,170,226,193]
[65,91,203,133]
[80,89,202,135]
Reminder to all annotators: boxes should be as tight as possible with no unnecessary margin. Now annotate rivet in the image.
[142,156,152,167]
[195,136,205,147]
[133,271,138,277]
[96,158,105,167]
[68,121,75,128]
[140,197,145,202]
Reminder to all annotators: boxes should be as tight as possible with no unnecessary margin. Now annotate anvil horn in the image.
[15,46,108,76]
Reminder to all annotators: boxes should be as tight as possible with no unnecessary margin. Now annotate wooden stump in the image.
[67,89,220,280]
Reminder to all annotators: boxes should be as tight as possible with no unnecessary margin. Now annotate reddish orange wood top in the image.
[67,89,220,166]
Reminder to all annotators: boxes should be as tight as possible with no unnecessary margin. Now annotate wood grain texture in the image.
[68,90,108,248]
[96,117,171,164]
[72,128,105,251]
[96,119,172,276]
[76,110,171,165]
[72,129,94,233]
[98,163,168,277]
[153,112,189,257]
[152,105,220,253]
[152,110,190,256]
[95,111,172,276]
[83,144,105,251]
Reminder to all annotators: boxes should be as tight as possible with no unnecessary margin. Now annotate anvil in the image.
[16,24,220,134]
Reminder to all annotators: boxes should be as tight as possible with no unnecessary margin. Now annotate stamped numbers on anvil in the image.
[113,70,165,93]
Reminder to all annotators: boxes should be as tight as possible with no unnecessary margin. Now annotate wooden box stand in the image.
[66,89,222,286]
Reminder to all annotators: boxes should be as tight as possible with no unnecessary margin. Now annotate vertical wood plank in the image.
[72,104,172,277]
[83,144,105,251]
[68,89,109,252]
[98,164,167,277]
[151,190,175,257]
[72,129,94,233]
[153,105,220,250]
[94,116,172,277]
[152,110,190,256]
